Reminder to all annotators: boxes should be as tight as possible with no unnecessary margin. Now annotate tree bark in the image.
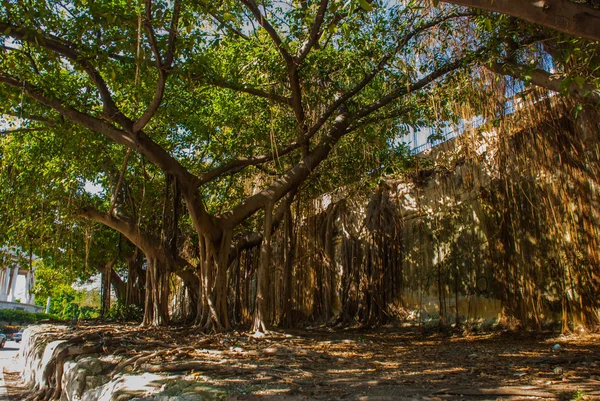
[195,231,232,332]
[100,257,117,317]
[281,205,295,328]
[442,0,600,41]
[253,202,274,333]
[125,249,144,308]
[142,255,171,326]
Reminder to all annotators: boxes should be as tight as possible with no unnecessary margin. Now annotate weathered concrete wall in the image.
[19,326,224,401]
[383,104,600,329]
[20,325,67,389]
[389,130,501,324]
[281,100,600,330]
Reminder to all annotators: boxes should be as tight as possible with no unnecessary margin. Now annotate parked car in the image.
[12,328,24,343]
[0,331,6,348]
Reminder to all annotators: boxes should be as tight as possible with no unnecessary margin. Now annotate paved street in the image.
[0,341,26,400]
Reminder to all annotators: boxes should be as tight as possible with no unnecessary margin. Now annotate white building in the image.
[0,247,43,313]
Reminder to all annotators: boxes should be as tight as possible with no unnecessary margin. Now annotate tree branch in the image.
[240,0,307,133]
[219,101,349,228]
[198,137,307,184]
[194,1,250,40]
[306,11,471,139]
[487,60,600,101]
[0,74,203,185]
[80,206,158,253]
[0,21,128,127]
[239,0,294,65]
[0,74,135,145]
[0,73,219,239]
[442,0,600,41]
[199,76,292,106]
[80,206,200,291]
[297,0,329,63]
[132,0,182,133]
[353,55,475,121]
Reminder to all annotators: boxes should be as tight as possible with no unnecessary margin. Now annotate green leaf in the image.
[559,77,572,93]
[359,0,374,12]
[485,18,492,31]
[573,76,586,89]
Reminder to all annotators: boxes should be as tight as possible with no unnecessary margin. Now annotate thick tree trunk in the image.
[442,0,600,41]
[142,254,171,326]
[125,249,145,308]
[196,232,232,332]
[253,202,274,333]
[281,205,295,328]
[100,257,117,317]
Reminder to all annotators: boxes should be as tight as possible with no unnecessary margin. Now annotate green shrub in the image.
[106,302,143,322]
[78,306,99,320]
[0,309,55,324]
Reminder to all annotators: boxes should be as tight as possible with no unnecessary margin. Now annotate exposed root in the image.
[111,352,147,373]
[26,342,104,401]
[22,324,220,400]
[139,361,223,373]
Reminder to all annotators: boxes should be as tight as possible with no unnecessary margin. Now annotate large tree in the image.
[1,0,485,330]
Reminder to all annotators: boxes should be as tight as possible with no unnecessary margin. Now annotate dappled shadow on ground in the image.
[98,325,599,400]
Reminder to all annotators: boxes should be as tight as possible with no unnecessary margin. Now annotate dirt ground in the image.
[176,328,600,400]
[16,325,600,400]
